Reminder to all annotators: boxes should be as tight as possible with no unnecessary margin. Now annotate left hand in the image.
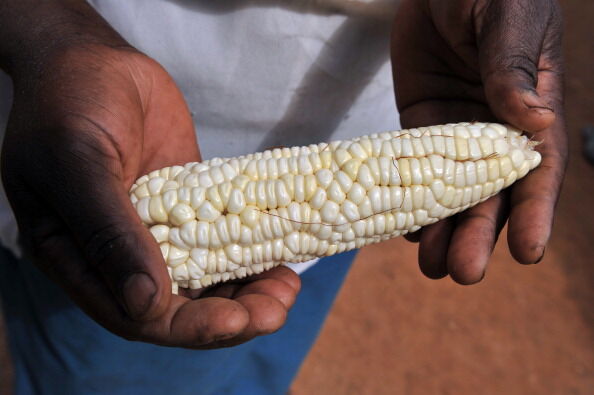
[391,0,568,283]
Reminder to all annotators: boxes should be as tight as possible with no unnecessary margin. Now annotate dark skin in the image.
[392,0,567,283]
[0,1,300,348]
[0,0,566,348]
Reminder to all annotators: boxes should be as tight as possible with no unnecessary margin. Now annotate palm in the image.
[62,50,202,187]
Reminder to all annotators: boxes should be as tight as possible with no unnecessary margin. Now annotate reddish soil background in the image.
[1,1,593,394]
[291,1,594,394]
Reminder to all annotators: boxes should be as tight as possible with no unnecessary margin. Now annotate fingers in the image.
[202,295,287,348]
[243,266,302,295]
[476,0,561,132]
[476,0,567,264]
[176,267,301,348]
[414,195,507,285]
[159,296,250,347]
[507,182,551,264]
[446,193,508,284]
[393,0,566,283]
[200,266,301,310]
[417,219,454,279]
[238,267,301,312]
[507,115,567,264]
[203,267,301,348]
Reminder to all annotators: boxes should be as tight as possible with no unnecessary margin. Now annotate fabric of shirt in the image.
[0,0,400,258]
[0,3,399,394]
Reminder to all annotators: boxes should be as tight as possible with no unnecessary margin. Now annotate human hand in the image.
[1,37,299,347]
[391,0,567,283]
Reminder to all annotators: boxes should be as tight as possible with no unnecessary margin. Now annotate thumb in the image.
[475,0,558,132]
[29,133,172,321]
[77,188,171,321]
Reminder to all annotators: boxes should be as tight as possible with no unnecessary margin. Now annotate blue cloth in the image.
[0,248,357,395]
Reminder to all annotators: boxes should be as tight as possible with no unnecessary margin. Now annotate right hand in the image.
[2,42,300,348]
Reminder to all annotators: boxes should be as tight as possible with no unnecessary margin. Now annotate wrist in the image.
[0,0,129,78]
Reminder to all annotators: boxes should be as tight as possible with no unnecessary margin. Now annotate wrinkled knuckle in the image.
[83,223,134,269]
[495,52,538,85]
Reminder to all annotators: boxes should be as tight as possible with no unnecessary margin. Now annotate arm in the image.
[0,1,127,74]
[0,0,300,347]
[391,0,567,283]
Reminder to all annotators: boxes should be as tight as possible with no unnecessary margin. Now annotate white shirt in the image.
[0,0,400,270]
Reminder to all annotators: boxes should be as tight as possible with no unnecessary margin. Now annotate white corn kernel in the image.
[170,203,195,226]
[131,122,541,291]
[150,225,170,243]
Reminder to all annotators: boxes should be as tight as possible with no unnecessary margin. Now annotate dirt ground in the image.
[1,0,593,394]
[291,1,594,394]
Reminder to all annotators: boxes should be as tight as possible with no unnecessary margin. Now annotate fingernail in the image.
[534,247,546,264]
[122,273,156,319]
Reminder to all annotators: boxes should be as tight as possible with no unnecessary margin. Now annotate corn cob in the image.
[129,122,541,293]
